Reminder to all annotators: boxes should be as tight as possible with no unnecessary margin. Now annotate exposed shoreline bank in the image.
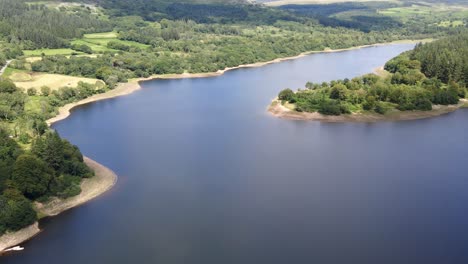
[0,223,40,254]
[268,99,468,123]
[46,82,142,126]
[47,39,427,126]
[34,157,117,217]
[0,157,117,254]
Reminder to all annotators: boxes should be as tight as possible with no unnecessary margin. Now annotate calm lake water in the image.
[5,44,468,264]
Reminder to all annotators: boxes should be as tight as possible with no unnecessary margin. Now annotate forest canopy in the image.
[0,129,93,235]
[0,0,111,48]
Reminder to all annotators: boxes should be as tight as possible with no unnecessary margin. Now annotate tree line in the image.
[277,33,467,116]
[411,33,468,84]
[21,17,433,87]
[0,0,111,49]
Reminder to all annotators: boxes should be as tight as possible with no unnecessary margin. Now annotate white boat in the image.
[4,246,24,252]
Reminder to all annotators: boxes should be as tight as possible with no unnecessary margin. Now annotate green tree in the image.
[0,79,18,93]
[330,83,347,100]
[12,154,53,200]
[362,95,376,111]
[278,88,294,102]
[32,119,48,136]
[27,87,37,96]
[40,86,51,96]
[32,131,65,171]
[318,100,342,115]
[0,192,36,233]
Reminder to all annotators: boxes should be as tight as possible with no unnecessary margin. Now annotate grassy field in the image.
[84,32,118,39]
[438,20,465,27]
[24,96,48,115]
[72,32,150,53]
[23,48,83,56]
[2,67,26,78]
[379,5,432,16]
[12,72,103,91]
[379,4,468,16]
[264,0,391,6]
[23,32,149,57]
[71,39,117,53]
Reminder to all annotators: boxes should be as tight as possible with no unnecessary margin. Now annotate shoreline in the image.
[47,39,427,126]
[34,157,118,217]
[373,65,390,77]
[268,99,468,123]
[0,38,427,255]
[46,82,142,126]
[0,223,40,254]
[0,157,117,254]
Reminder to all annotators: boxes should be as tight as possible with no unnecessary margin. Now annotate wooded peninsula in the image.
[271,33,468,121]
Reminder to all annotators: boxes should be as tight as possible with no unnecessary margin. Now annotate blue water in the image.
[5,44,468,264]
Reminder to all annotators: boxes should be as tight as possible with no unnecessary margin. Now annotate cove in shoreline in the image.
[268,99,468,123]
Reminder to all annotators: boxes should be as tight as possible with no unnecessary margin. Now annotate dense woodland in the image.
[280,2,404,32]
[277,33,468,116]
[27,22,412,85]
[0,0,465,52]
[0,77,93,235]
[0,0,111,49]
[5,0,463,86]
[0,128,93,235]
[2,0,466,83]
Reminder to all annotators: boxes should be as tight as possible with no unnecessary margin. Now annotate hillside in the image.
[262,0,468,6]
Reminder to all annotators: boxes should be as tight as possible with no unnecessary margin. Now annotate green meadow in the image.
[23,32,150,57]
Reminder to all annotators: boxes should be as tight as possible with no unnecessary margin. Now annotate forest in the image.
[0,75,94,234]
[0,129,93,235]
[3,0,462,88]
[0,0,111,49]
[279,1,468,33]
[26,22,418,85]
[1,0,465,83]
[276,33,468,116]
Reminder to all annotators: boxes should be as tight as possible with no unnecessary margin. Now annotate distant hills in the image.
[260,0,468,6]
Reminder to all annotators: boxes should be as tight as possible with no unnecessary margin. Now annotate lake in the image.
[5,44,468,264]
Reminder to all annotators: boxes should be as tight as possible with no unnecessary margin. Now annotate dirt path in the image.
[0,60,12,76]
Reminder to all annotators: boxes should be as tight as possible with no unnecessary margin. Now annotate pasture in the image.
[12,72,103,91]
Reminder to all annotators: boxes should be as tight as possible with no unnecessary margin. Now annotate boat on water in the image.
[4,246,24,252]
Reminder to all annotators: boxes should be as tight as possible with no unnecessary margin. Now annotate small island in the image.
[269,33,468,122]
